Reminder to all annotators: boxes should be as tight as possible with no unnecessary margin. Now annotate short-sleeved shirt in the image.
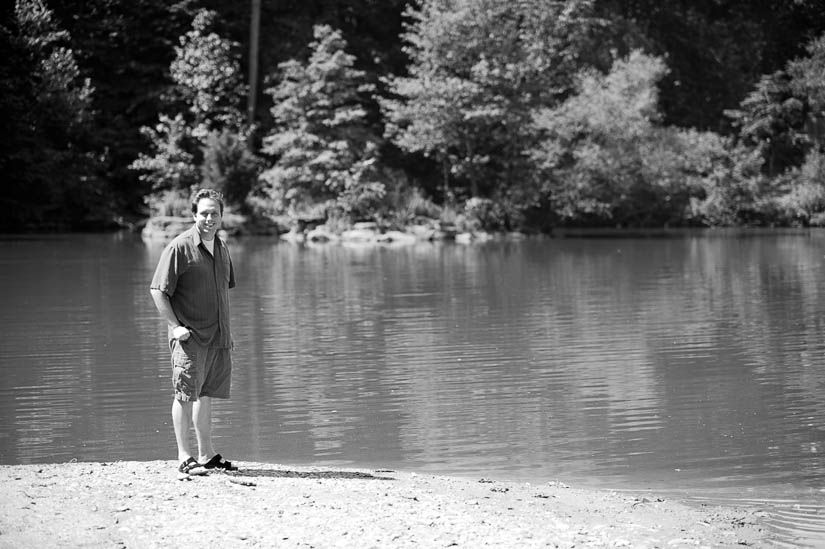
[150,226,235,348]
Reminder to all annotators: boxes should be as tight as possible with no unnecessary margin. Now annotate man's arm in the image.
[150,289,191,341]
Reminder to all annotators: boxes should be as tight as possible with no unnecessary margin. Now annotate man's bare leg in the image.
[193,395,216,463]
[172,399,194,462]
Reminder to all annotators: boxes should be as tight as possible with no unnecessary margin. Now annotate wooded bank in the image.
[3,1,825,233]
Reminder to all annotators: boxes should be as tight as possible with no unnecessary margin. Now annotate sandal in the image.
[178,457,207,478]
[202,453,238,471]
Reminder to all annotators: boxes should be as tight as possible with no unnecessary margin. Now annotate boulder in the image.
[141,216,192,241]
[375,231,417,245]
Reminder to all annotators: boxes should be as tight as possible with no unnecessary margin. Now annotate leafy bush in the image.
[463,197,510,231]
[532,50,739,227]
[687,145,767,226]
[775,150,825,225]
[201,129,261,212]
[144,188,191,217]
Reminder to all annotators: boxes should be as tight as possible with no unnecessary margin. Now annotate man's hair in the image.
[191,188,225,215]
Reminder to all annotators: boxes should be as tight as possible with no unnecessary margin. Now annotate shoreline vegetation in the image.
[139,214,515,245]
[0,460,768,547]
[139,214,825,246]
[6,2,825,236]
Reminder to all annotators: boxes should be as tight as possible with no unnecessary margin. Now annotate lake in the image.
[1,230,824,545]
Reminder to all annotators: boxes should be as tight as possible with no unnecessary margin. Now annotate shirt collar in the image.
[191,225,203,247]
[190,225,220,250]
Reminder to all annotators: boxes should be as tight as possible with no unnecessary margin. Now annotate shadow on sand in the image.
[223,466,396,482]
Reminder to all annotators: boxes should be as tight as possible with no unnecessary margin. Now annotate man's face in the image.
[193,198,222,240]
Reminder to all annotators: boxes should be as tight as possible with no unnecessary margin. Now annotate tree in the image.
[787,33,825,151]
[201,128,261,212]
[256,25,383,221]
[381,0,597,204]
[49,0,196,219]
[593,0,825,132]
[0,0,103,230]
[725,72,806,176]
[130,114,199,195]
[727,32,825,176]
[168,9,246,138]
[130,9,250,213]
[767,34,825,225]
[532,51,732,227]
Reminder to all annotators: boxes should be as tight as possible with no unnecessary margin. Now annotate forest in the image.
[2,0,825,233]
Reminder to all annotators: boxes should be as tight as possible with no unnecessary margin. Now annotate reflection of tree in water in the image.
[226,235,825,488]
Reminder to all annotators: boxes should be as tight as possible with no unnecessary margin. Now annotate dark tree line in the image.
[596,0,825,131]
[2,0,824,231]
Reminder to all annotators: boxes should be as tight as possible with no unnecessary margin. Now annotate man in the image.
[150,188,238,478]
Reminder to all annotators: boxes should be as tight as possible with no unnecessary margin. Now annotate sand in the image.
[0,460,767,548]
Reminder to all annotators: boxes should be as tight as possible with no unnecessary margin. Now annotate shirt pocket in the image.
[220,254,232,285]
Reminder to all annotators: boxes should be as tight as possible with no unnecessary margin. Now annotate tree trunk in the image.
[247,0,261,131]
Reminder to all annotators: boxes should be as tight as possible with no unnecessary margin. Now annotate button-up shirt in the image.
[150,226,235,348]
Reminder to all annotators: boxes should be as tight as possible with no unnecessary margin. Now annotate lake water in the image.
[1,230,825,545]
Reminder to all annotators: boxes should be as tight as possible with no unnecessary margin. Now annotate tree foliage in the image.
[775,150,825,225]
[532,51,734,227]
[0,0,105,230]
[169,9,246,137]
[593,0,825,132]
[727,33,825,175]
[257,25,383,220]
[46,0,197,218]
[130,9,251,214]
[201,128,261,211]
[130,114,199,193]
[3,0,825,230]
[382,0,597,202]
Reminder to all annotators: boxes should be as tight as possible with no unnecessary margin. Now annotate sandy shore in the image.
[0,461,767,548]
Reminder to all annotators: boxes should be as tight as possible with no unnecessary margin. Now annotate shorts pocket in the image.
[171,344,198,400]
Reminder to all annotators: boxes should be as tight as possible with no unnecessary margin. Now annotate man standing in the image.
[150,188,238,477]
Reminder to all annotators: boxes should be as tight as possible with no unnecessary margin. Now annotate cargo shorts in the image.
[170,338,232,401]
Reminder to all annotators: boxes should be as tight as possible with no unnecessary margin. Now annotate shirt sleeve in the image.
[150,241,186,296]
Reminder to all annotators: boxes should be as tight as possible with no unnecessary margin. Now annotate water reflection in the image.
[1,231,825,544]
